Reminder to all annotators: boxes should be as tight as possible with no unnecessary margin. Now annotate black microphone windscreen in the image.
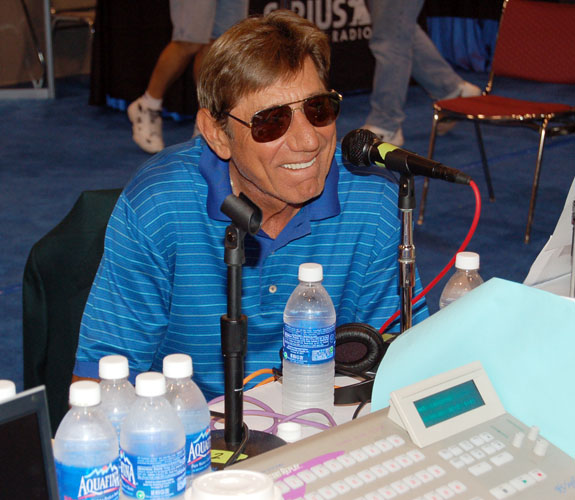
[342,129,378,167]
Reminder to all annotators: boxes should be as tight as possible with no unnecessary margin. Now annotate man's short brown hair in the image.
[197,9,331,127]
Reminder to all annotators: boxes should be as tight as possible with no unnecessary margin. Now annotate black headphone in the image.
[335,322,387,373]
[333,323,388,405]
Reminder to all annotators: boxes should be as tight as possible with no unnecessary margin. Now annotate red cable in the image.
[379,180,482,334]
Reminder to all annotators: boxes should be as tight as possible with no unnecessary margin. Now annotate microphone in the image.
[342,128,472,185]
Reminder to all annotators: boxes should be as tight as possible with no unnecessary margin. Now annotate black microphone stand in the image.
[398,175,416,333]
[340,128,417,333]
[211,193,285,467]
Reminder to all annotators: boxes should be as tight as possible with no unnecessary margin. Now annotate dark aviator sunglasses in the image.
[224,91,342,143]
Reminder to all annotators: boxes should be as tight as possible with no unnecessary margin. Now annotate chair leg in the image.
[524,123,548,244]
[19,0,46,88]
[417,114,439,225]
[473,122,495,201]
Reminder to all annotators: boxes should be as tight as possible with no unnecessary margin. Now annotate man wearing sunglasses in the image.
[73,10,428,400]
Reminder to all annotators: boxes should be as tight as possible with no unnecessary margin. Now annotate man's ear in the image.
[196,108,232,160]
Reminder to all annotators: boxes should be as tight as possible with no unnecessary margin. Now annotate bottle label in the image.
[55,459,120,500]
[186,426,211,476]
[120,447,186,498]
[283,323,336,365]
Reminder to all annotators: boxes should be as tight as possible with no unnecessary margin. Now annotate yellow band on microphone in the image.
[374,142,399,167]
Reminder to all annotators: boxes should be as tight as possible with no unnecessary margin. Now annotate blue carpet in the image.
[1,72,574,390]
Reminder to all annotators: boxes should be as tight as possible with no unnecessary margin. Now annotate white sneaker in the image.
[127,97,165,154]
[362,124,405,147]
[436,81,482,136]
[441,80,482,101]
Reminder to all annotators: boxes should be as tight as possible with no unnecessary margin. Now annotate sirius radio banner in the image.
[249,0,375,92]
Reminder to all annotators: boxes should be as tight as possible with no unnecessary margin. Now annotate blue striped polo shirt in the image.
[74,137,428,400]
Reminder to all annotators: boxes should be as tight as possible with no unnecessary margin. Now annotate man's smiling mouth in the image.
[281,156,317,170]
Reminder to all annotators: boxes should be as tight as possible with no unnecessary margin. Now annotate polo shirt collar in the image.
[199,141,234,221]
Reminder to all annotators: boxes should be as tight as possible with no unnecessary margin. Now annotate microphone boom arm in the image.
[375,146,470,185]
[398,175,416,333]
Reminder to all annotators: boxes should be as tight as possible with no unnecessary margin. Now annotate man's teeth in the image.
[281,157,317,170]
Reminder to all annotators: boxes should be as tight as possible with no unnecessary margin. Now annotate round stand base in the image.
[211,429,286,470]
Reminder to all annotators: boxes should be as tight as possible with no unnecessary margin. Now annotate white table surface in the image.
[209,377,371,441]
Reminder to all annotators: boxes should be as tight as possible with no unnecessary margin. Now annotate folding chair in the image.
[51,0,96,41]
[417,0,575,243]
[23,188,121,434]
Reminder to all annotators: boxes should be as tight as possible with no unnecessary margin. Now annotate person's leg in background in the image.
[411,24,481,98]
[411,23,465,100]
[363,0,481,145]
[411,24,482,136]
[128,0,216,154]
[363,0,424,146]
[191,0,249,138]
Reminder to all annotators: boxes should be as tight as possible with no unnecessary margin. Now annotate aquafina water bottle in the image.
[99,355,136,440]
[163,354,211,488]
[54,380,120,500]
[119,372,186,500]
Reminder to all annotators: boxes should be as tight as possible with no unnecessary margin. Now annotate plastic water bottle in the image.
[439,251,484,309]
[0,379,16,403]
[99,355,136,439]
[282,263,336,418]
[119,372,186,500]
[163,354,211,488]
[54,381,120,500]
